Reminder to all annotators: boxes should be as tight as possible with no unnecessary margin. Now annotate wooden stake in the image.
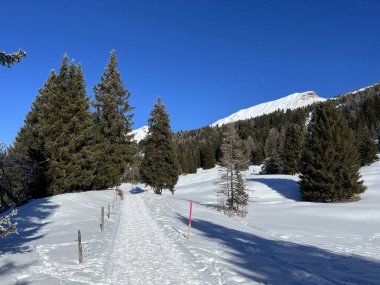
[100,207,104,232]
[188,201,193,240]
[108,205,110,219]
[78,230,83,264]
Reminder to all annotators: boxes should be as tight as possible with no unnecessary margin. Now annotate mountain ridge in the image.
[210,91,326,127]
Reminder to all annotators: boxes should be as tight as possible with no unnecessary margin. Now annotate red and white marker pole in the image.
[188,200,193,240]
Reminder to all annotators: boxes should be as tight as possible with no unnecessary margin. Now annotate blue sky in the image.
[1,0,380,145]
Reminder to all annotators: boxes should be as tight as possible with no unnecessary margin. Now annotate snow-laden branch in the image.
[0,49,26,67]
[0,210,18,237]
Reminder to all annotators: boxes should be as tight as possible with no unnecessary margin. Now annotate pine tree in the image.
[92,50,135,189]
[217,125,249,216]
[233,170,249,217]
[0,49,26,67]
[140,98,180,194]
[200,143,216,169]
[261,150,282,174]
[357,125,378,166]
[281,124,304,174]
[12,70,58,197]
[264,128,280,158]
[39,57,96,194]
[13,55,96,195]
[300,104,366,202]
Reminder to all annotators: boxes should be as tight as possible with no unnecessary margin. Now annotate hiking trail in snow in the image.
[103,192,210,285]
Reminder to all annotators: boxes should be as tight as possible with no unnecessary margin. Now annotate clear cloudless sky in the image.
[1,0,380,145]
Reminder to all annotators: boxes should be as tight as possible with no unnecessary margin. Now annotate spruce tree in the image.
[264,128,280,158]
[13,55,96,195]
[300,104,366,202]
[281,124,304,174]
[12,71,56,197]
[0,49,26,67]
[92,50,135,189]
[140,98,180,194]
[357,125,378,166]
[200,143,216,169]
[261,150,282,174]
[217,125,249,216]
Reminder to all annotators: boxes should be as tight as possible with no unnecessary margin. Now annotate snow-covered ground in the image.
[1,160,380,284]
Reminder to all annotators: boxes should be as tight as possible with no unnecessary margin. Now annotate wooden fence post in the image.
[100,207,104,232]
[78,230,83,264]
[108,205,110,219]
[112,198,115,209]
[188,201,193,240]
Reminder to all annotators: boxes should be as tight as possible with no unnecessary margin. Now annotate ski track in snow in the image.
[104,193,206,285]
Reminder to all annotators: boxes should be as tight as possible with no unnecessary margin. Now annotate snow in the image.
[348,83,378,95]
[211,91,326,127]
[130,125,148,142]
[1,159,380,284]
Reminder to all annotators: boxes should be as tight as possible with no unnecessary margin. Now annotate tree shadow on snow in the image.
[248,177,302,201]
[177,215,380,285]
[0,260,35,282]
[0,199,58,254]
[129,187,146,195]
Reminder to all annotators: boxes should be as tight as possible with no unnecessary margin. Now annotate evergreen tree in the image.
[0,49,26,67]
[300,104,366,202]
[264,128,280,158]
[92,50,135,189]
[261,150,282,174]
[140,98,180,194]
[12,71,56,198]
[41,57,95,194]
[13,55,96,195]
[200,143,216,169]
[357,125,378,166]
[217,125,249,216]
[281,124,304,174]
[234,170,249,217]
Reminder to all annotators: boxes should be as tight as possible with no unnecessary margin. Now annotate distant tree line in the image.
[166,83,380,202]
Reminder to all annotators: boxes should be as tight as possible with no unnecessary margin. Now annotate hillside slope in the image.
[0,159,379,284]
[211,91,326,126]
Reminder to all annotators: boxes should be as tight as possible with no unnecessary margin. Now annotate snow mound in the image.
[211,91,326,127]
[130,125,148,142]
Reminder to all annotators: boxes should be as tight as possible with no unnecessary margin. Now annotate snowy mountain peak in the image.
[210,91,326,127]
[131,125,149,142]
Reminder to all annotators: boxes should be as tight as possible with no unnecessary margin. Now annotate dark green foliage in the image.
[261,150,282,174]
[14,55,95,195]
[264,128,280,158]
[200,143,216,169]
[0,49,26,67]
[300,104,366,202]
[281,124,304,174]
[12,72,55,198]
[357,126,378,166]
[140,98,180,194]
[92,50,135,190]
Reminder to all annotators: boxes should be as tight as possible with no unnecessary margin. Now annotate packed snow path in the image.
[104,192,206,285]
